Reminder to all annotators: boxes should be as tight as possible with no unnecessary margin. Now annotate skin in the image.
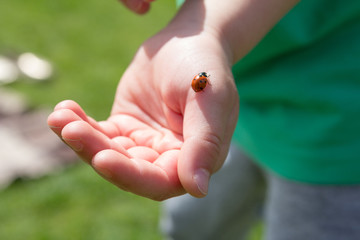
[47,0,299,201]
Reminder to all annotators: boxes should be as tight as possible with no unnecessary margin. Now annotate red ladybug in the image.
[191,72,210,92]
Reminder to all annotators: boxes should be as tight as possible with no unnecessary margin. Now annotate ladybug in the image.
[191,72,210,92]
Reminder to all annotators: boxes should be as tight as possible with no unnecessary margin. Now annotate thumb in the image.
[178,84,238,197]
[179,133,224,197]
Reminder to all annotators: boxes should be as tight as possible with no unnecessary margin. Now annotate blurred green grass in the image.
[0,0,262,239]
[0,166,162,240]
[0,0,176,119]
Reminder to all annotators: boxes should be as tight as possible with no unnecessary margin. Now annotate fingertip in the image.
[136,2,151,14]
[60,121,88,153]
[193,168,210,196]
[119,0,151,14]
[54,100,88,121]
[47,111,61,134]
[92,149,137,190]
[48,108,76,125]
[92,149,122,179]
[92,149,184,200]
[177,133,226,197]
[54,100,77,111]
[181,170,210,198]
[63,138,83,152]
[92,149,129,169]
[61,120,89,140]
[47,109,83,136]
[61,120,116,163]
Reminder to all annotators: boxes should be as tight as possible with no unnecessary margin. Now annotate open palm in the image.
[48,31,239,200]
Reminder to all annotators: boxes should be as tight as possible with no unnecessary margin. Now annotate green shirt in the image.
[232,0,360,184]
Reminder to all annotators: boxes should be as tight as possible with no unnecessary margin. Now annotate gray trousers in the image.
[160,145,360,240]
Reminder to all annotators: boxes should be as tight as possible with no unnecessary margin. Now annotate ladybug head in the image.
[199,72,209,77]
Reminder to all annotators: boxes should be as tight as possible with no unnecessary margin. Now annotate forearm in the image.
[168,0,299,64]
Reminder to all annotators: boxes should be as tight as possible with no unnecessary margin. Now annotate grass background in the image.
[0,0,262,239]
[0,0,175,119]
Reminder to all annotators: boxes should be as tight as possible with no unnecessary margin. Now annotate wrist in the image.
[169,0,299,64]
[164,0,234,65]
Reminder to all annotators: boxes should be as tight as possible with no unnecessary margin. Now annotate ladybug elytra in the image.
[191,72,210,92]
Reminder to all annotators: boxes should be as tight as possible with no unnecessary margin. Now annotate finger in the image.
[109,114,183,153]
[112,136,136,149]
[54,100,88,121]
[92,149,184,201]
[178,76,239,197]
[53,100,120,138]
[47,108,84,137]
[61,120,129,163]
[53,100,101,131]
[136,1,151,14]
[127,146,159,162]
[119,0,151,14]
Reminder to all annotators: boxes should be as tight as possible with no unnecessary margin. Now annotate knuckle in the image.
[203,132,223,156]
[201,132,224,171]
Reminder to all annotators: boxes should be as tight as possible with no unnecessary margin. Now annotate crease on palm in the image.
[107,113,183,155]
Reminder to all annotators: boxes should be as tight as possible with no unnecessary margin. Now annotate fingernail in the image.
[63,138,83,152]
[94,165,113,179]
[194,168,210,195]
[48,125,61,130]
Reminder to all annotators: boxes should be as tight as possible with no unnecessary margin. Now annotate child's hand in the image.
[47,27,239,200]
[48,0,298,200]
